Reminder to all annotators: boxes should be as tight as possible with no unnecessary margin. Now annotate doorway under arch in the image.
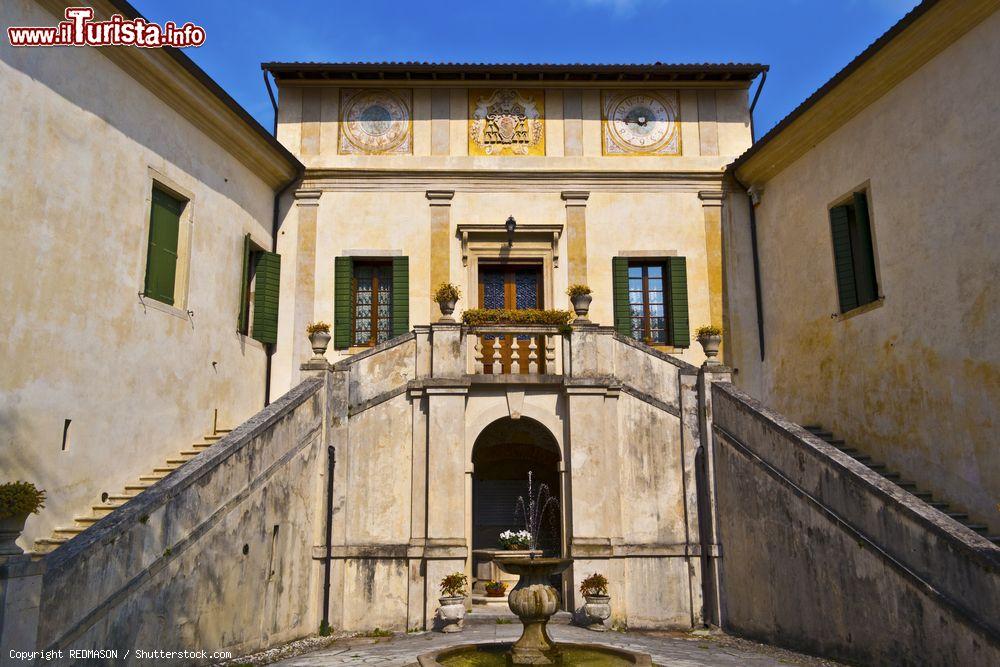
[470,416,562,556]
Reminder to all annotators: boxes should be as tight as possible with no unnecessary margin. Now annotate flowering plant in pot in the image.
[498,529,532,551]
[433,283,461,319]
[579,572,611,632]
[566,284,593,319]
[695,324,722,365]
[0,481,46,556]
[437,572,468,633]
[484,580,507,598]
[306,321,332,357]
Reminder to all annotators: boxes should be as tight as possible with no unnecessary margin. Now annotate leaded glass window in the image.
[628,262,668,344]
[353,262,392,346]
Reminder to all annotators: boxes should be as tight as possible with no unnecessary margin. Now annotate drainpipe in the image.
[731,172,765,361]
[321,445,336,633]
[748,69,768,142]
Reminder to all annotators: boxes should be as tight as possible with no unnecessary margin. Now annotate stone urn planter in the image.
[0,513,29,556]
[437,298,457,319]
[308,330,331,356]
[437,595,466,633]
[698,334,722,365]
[570,293,592,318]
[582,594,612,631]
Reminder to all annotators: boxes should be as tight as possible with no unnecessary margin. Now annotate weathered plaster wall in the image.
[723,10,1000,531]
[712,382,1000,665]
[24,378,327,663]
[0,0,277,548]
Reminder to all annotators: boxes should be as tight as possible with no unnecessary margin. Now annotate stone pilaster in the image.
[426,191,455,322]
[697,363,733,627]
[0,555,46,655]
[699,190,725,362]
[562,191,590,288]
[292,190,321,381]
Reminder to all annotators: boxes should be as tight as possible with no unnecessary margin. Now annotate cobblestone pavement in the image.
[270,613,843,667]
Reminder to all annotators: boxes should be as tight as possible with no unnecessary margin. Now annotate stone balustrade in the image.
[465,325,563,376]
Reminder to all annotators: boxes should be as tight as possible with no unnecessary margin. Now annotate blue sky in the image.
[132,0,921,140]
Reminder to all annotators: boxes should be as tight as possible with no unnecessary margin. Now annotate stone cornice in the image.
[733,0,1000,187]
[36,0,302,190]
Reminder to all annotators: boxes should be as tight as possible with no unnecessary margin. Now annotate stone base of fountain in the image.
[416,642,655,666]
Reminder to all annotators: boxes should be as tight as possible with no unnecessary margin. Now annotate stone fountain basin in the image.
[417,641,656,666]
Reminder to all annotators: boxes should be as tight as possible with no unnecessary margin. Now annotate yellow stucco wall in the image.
[268,82,753,395]
[723,9,1000,532]
[0,0,278,547]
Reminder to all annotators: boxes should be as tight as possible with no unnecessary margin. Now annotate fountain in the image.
[417,474,656,666]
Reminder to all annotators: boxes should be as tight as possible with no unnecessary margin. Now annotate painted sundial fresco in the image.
[469,88,545,156]
[339,88,412,155]
[602,90,680,156]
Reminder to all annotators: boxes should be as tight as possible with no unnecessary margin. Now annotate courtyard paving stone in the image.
[270,613,843,667]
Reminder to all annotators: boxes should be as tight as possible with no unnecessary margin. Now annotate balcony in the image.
[466,325,564,376]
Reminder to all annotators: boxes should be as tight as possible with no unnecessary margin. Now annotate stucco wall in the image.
[723,10,1000,531]
[21,377,327,663]
[711,382,1000,665]
[0,0,278,548]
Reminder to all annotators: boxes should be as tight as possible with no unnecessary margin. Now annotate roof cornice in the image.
[35,0,302,189]
[731,0,999,187]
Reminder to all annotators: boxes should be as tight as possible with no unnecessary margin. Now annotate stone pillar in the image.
[424,322,470,624]
[426,191,455,322]
[0,555,46,655]
[562,191,590,288]
[291,190,321,381]
[678,367,704,626]
[697,363,733,627]
[699,190,725,362]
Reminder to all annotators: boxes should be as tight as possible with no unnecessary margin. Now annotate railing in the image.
[466,325,563,375]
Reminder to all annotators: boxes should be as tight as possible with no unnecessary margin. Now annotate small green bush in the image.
[580,572,609,597]
[440,572,468,597]
[462,308,573,326]
[695,324,722,338]
[433,282,462,303]
[0,481,46,519]
[306,321,331,335]
[566,284,592,297]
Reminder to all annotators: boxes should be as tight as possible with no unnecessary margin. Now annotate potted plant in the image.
[695,324,722,365]
[437,572,468,633]
[566,284,593,319]
[579,572,611,632]
[306,321,332,357]
[433,283,461,320]
[0,481,46,556]
[484,580,507,598]
[498,529,532,551]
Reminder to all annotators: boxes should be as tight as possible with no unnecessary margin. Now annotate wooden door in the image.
[478,264,543,374]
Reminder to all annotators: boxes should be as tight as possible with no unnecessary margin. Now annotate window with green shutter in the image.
[250,251,280,344]
[829,190,879,314]
[334,256,409,349]
[612,256,689,348]
[144,186,185,305]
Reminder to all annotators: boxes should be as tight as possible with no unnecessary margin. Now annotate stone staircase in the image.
[32,428,231,555]
[805,425,999,545]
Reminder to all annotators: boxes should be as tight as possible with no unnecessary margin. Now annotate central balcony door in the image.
[478,263,543,374]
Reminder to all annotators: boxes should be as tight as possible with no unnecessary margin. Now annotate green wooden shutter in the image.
[334,256,353,349]
[144,188,182,305]
[392,256,409,337]
[830,205,858,313]
[612,257,631,337]
[667,257,690,348]
[237,233,251,334]
[251,252,280,345]
[852,192,878,306]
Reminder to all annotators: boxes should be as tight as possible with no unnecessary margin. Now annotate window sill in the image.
[138,294,190,321]
[835,297,885,321]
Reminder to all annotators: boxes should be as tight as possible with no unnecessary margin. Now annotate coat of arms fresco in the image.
[469,89,545,156]
[339,88,412,155]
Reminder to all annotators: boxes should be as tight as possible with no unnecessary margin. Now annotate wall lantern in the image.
[505,215,517,246]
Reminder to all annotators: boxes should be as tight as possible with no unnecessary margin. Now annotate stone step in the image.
[107,492,137,502]
[179,449,203,456]
[945,512,969,522]
[153,464,181,473]
[52,526,85,539]
[32,538,66,554]
[203,435,223,442]
[166,457,192,465]
[138,473,167,482]
[92,504,121,516]
[929,502,951,511]
[965,524,989,534]
[75,516,101,527]
[191,442,213,449]
[988,536,1000,545]
[124,481,154,492]
[214,428,232,434]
